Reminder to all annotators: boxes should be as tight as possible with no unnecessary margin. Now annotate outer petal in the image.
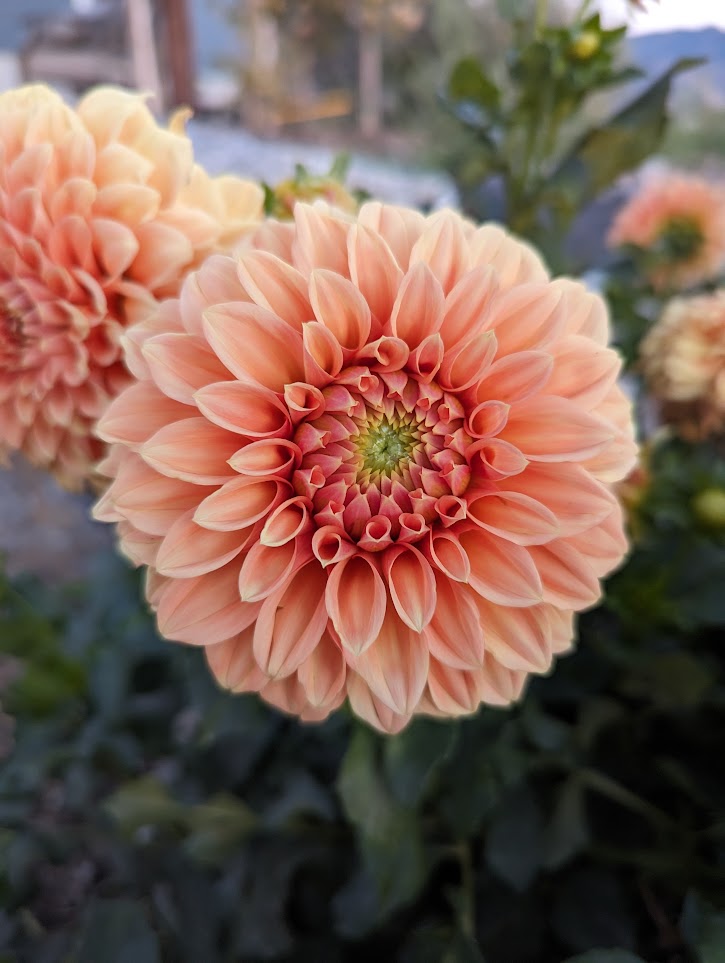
[347,610,429,716]
[253,562,328,678]
[326,554,387,655]
[383,544,437,632]
[155,562,259,645]
[459,529,543,607]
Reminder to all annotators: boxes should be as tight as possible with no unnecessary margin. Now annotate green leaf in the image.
[553,868,635,953]
[104,776,183,837]
[335,725,427,935]
[681,892,725,963]
[183,793,257,865]
[443,929,487,962]
[543,777,589,870]
[448,58,501,112]
[75,899,161,963]
[548,58,704,206]
[485,784,543,892]
[383,717,458,808]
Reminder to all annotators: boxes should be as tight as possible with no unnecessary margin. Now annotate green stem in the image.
[456,840,476,938]
[534,0,549,34]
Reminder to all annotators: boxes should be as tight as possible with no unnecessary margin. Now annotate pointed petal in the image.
[487,282,565,354]
[143,333,230,405]
[474,597,553,672]
[409,210,469,293]
[97,381,189,447]
[141,417,240,484]
[346,671,412,734]
[502,396,614,462]
[467,490,560,546]
[427,659,481,715]
[459,529,543,607]
[260,496,310,546]
[439,330,497,391]
[348,610,429,715]
[326,554,387,655]
[302,320,343,379]
[203,302,304,390]
[528,541,603,610]
[476,653,528,706]
[155,562,259,645]
[383,544,436,632]
[358,201,425,271]
[293,203,350,276]
[297,631,346,707]
[236,250,312,331]
[426,531,471,582]
[205,626,267,692]
[309,269,372,351]
[347,223,403,327]
[440,265,498,348]
[390,261,444,348]
[228,439,299,477]
[253,562,328,678]
[194,380,291,437]
[155,508,248,577]
[475,350,553,406]
[194,476,290,532]
[497,462,616,537]
[238,535,310,602]
[428,578,484,669]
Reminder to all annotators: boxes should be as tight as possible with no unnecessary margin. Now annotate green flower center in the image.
[659,216,704,263]
[356,413,422,478]
[1,303,26,363]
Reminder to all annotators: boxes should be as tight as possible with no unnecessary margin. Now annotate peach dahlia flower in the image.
[0,85,263,489]
[94,202,637,733]
[607,172,725,291]
[641,290,725,440]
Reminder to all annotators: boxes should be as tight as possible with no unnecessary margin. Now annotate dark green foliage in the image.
[1,435,724,962]
[441,9,702,268]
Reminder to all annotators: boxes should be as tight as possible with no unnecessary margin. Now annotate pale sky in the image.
[601,0,725,35]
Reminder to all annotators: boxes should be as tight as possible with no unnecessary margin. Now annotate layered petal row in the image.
[95,201,637,731]
[0,85,263,487]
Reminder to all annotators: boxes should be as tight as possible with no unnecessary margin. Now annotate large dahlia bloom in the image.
[94,202,637,732]
[608,172,725,291]
[641,290,725,440]
[0,85,263,488]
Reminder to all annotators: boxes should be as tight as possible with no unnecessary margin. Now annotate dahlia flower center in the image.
[660,216,704,263]
[356,413,421,478]
[0,301,27,363]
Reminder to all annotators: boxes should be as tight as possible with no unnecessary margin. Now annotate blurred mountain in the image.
[628,27,725,107]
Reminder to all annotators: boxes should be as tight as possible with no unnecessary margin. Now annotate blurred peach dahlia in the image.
[641,290,725,440]
[94,202,637,733]
[0,85,263,489]
[608,172,725,291]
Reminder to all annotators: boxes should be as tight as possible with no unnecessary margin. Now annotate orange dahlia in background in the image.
[0,85,263,489]
[607,172,725,291]
[94,202,637,733]
[640,290,725,440]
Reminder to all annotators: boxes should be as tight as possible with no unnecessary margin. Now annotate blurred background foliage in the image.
[3,1,725,961]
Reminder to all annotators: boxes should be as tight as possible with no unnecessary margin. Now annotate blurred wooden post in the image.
[245,0,281,134]
[160,0,196,108]
[126,0,196,112]
[126,0,164,109]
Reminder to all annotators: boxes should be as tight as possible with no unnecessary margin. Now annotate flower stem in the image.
[535,0,549,33]
[456,840,476,937]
